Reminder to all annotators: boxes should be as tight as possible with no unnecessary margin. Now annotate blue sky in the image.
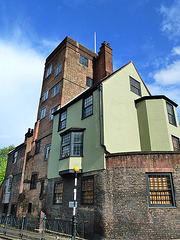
[0,0,180,148]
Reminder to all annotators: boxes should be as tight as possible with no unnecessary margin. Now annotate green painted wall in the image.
[136,101,151,151]
[136,98,180,151]
[48,90,105,179]
[103,62,150,153]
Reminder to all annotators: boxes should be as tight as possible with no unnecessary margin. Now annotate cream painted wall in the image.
[136,98,180,151]
[102,62,150,153]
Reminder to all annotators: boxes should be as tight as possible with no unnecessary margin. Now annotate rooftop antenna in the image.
[94,32,97,53]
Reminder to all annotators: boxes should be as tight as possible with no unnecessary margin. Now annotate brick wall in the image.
[104,152,180,239]
[45,152,180,240]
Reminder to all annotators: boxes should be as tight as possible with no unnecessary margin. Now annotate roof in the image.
[135,95,178,107]
[54,61,152,116]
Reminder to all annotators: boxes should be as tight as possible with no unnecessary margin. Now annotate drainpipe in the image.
[99,83,110,154]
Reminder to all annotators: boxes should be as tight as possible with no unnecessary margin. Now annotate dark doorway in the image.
[11,204,17,216]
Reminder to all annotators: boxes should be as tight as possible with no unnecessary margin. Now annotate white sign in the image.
[69,201,77,208]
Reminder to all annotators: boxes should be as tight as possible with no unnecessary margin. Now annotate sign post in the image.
[71,166,79,240]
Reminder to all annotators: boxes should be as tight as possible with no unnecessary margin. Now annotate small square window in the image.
[166,102,176,126]
[53,182,63,204]
[30,174,38,190]
[81,177,94,205]
[146,173,175,207]
[44,144,51,160]
[35,140,42,154]
[42,89,49,102]
[80,55,88,67]
[86,77,93,87]
[82,95,93,119]
[40,107,46,120]
[50,105,59,121]
[55,63,62,76]
[13,151,18,164]
[130,76,141,96]
[52,82,60,97]
[58,110,67,131]
[172,135,180,151]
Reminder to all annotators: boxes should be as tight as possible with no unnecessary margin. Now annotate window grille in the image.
[146,173,175,207]
[81,177,94,205]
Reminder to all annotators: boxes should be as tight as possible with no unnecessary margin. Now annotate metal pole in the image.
[72,167,79,240]
[20,215,25,239]
[42,214,46,240]
[4,214,9,235]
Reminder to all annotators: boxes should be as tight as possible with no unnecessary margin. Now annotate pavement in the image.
[0,226,85,240]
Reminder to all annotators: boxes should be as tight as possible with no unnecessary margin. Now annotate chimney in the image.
[94,41,113,83]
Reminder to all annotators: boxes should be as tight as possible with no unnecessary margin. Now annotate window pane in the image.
[80,55,88,67]
[54,182,63,204]
[82,177,94,205]
[130,76,141,96]
[172,136,180,151]
[82,95,93,119]
[55,63,62,76]
[62,134,70,145]
[147,174,174,206]
[166,102,176,126]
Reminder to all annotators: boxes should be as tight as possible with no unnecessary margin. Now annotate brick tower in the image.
[21,36,113,216]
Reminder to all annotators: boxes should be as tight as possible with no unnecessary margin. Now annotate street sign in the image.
[69,201,77,208]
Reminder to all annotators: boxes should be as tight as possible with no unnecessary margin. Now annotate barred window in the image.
[172,135,180,151]
[146,173,175,207]
[166,102,176,126]
[130,76,141,96]
[53,182,63,204]
[58,110,67,131]
[81,177,94,205]
[82,95,93,119]
[79,55,88,67]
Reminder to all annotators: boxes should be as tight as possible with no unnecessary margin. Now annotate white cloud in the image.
[172,46,180,55]
[160,1,180,39]
[153,60,180,85]
[0,40,44,148]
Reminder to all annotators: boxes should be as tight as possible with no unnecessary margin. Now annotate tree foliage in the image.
[0,145,14,186]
